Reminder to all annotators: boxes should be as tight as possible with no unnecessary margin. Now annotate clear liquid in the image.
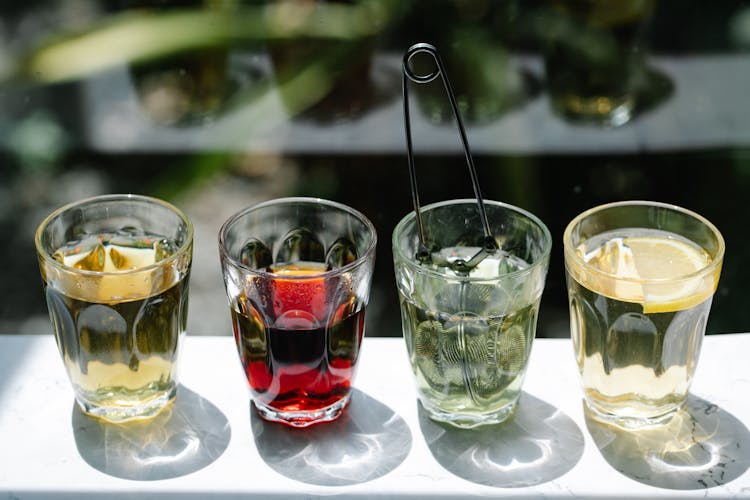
[568,278,710,423]
[567,228,713,425]
[46,231,188,421]
[399,251,539,427]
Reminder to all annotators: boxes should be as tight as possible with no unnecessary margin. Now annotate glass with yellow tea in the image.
[563,201,723,428]
[35,195,193,423]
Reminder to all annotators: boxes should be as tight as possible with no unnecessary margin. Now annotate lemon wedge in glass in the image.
[576,231,717,314]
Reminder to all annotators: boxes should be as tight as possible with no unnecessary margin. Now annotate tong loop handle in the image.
[402,43,497,265]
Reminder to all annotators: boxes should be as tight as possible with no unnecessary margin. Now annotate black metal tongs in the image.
[402,43,498,273]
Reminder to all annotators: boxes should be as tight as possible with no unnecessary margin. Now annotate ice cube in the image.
[580,237,639,279]
[239,238,272,270]
[497,255,519,275]
[425,279,463,313]
[325,237,358,270]
[52,249,66,264]
[275,228,324,264]
[68,241,106,272]
[107,244,156,271]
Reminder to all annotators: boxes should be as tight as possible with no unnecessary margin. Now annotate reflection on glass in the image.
[268,0,398,121]
[130,46,231,126]
[416,29,539,125]
[540,0,655,126]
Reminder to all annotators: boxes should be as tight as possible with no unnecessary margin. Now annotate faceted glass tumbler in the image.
[564,201,724,429]
[35,194,193,422]
[393,199,551,428]
[219,197,377,427]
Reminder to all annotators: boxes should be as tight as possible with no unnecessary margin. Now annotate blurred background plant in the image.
[0,0,749,336]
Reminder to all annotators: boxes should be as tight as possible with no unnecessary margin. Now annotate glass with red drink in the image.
[219,198,376,427]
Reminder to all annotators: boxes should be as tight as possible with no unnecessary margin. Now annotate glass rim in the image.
[218,197,378,280]
[563,200,725,284]
[34,193,194,277]
[392,198,552,282]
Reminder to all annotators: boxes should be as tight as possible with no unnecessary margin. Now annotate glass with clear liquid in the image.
[35,195,193,423]
[564,201,724,428]
[393,200,551,428]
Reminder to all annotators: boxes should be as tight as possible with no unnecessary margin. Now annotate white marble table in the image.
[2,334,750,498]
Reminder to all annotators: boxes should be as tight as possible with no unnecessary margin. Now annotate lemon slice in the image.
[624,236,713,313]
[62,243,158,302]
[105,245,157,272]
[576,232,716,314]
[624,237,709,280]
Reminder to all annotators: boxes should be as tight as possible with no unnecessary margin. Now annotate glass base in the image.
[420,399,518,429]
[77,386,177,423]
[253,394,351,428]
[583,398,683,430]
[551,93,635,127]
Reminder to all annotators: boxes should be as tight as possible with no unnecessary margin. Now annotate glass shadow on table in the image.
[251,388,412,486]
[72,385,231,481]
[418,391,585,488]
[585,394,750,490]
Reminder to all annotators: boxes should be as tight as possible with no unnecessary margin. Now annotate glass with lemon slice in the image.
[35,195,193,422]
[564,201,724,428]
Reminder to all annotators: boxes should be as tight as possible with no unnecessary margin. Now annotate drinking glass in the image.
[393,199,551,428]
[542,0,654,126]
[564,201,724,428]
[35,194,193,422]
[219,197,376,427]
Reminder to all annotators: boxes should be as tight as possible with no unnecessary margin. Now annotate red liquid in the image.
[231,265,365,418]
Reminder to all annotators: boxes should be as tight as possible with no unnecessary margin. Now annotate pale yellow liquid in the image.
[65,357,175,409]
[47,233,188,421]
[400,252,538,428]
[566,228,717,425]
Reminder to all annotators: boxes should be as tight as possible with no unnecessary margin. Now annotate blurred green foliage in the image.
[0,0,749,336]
